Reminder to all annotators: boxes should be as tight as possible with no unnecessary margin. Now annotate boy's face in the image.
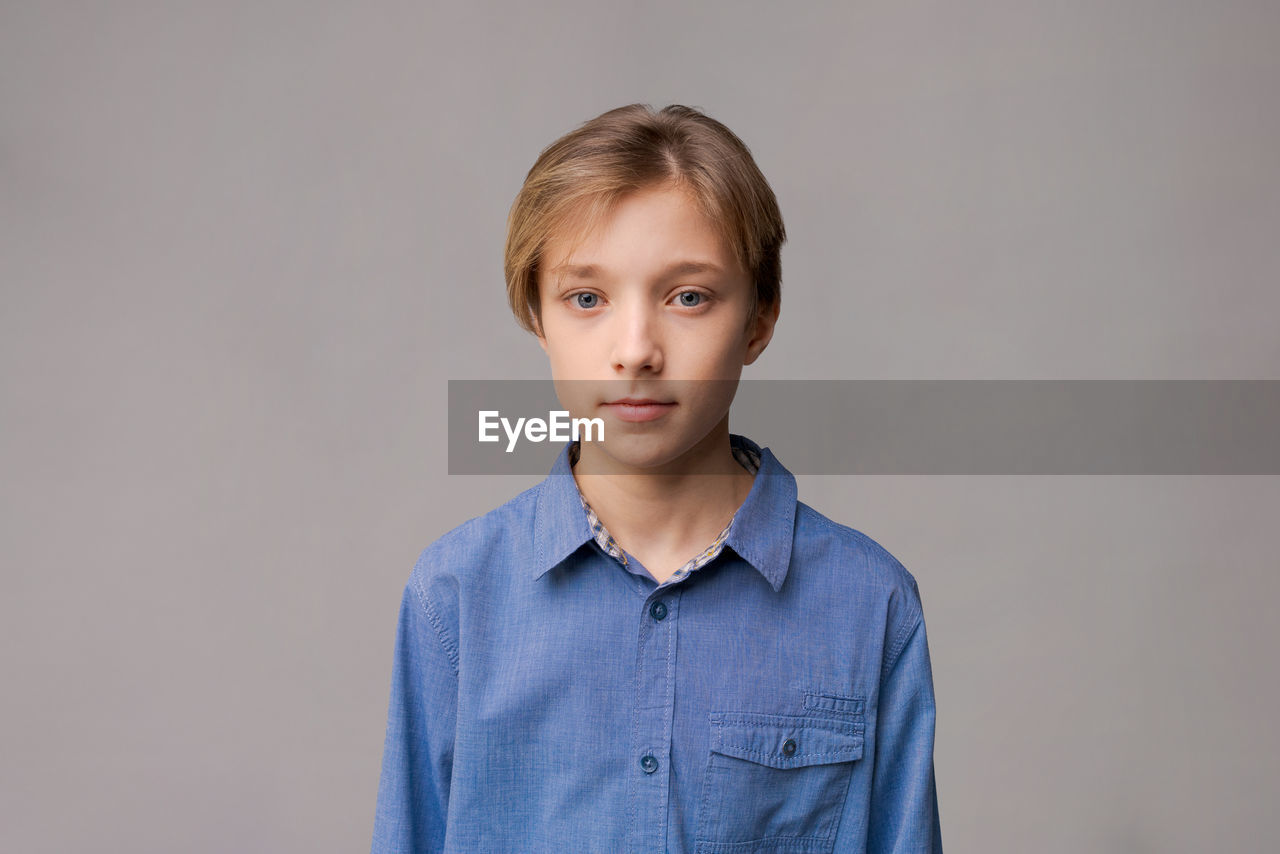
[535,183,778,471]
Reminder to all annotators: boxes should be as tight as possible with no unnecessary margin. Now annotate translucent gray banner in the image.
[447,380,1280,474]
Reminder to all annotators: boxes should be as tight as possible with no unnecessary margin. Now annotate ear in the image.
[743,298,780,366]
[531,305,548,352]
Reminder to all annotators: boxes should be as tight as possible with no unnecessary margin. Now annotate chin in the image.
[593,419,730,471]
[589,432,690,471]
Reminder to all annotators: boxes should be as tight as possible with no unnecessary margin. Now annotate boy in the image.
[372,104,942,853]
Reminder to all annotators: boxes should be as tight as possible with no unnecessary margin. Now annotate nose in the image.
[609,300,663,375]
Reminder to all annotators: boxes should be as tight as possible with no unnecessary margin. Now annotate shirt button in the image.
[782,738,798,757]
[649,600,668,621]
[640,754,659,774]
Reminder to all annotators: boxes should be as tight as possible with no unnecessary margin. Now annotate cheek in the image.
[685,324,750,374]
[542,329,602,379]
[546,344,576,376]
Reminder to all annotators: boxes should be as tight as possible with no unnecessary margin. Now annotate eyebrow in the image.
[548,260,726,281]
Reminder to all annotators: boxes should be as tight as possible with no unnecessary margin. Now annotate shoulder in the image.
[405,482,542,604]
[791,501,929,673]
[792,500,924,619]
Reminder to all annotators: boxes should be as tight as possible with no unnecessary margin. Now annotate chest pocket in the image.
[695,712,864,854]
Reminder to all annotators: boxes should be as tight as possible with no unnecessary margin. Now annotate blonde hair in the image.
[504,103,786,335]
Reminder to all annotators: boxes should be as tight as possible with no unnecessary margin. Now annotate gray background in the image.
[2,1,1277,852]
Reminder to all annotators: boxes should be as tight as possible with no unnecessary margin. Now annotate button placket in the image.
[629,591,679,851]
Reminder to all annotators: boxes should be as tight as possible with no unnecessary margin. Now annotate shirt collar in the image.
[723,435,797,592]
[531,441,596,578]
[532,434,798,591]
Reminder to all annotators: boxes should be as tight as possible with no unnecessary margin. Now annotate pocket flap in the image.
[709,712,864,769]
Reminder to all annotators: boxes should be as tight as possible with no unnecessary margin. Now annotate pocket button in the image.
[781,737,797,757]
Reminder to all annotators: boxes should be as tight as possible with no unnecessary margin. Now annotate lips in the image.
[601,398,677,423]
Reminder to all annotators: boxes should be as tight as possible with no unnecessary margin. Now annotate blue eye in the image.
[574,293,598,309]
[677,291,703,307]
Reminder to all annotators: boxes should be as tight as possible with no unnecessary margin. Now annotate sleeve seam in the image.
[880,600,923,686]
[411,575,460,676]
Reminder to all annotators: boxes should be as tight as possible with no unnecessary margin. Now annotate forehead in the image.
[540,186,741,281]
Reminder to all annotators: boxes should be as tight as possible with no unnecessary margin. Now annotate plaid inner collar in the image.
[567,441,762,584]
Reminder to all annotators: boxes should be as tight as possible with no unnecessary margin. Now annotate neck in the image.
[571,420,755,581]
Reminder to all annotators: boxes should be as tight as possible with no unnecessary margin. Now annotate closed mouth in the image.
[604,398,676,406]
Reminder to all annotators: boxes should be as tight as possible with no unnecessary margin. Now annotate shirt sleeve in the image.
[370,576,459,854]
[866,591,943,853]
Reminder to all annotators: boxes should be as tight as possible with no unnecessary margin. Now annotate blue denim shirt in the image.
[372,435,942,853]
